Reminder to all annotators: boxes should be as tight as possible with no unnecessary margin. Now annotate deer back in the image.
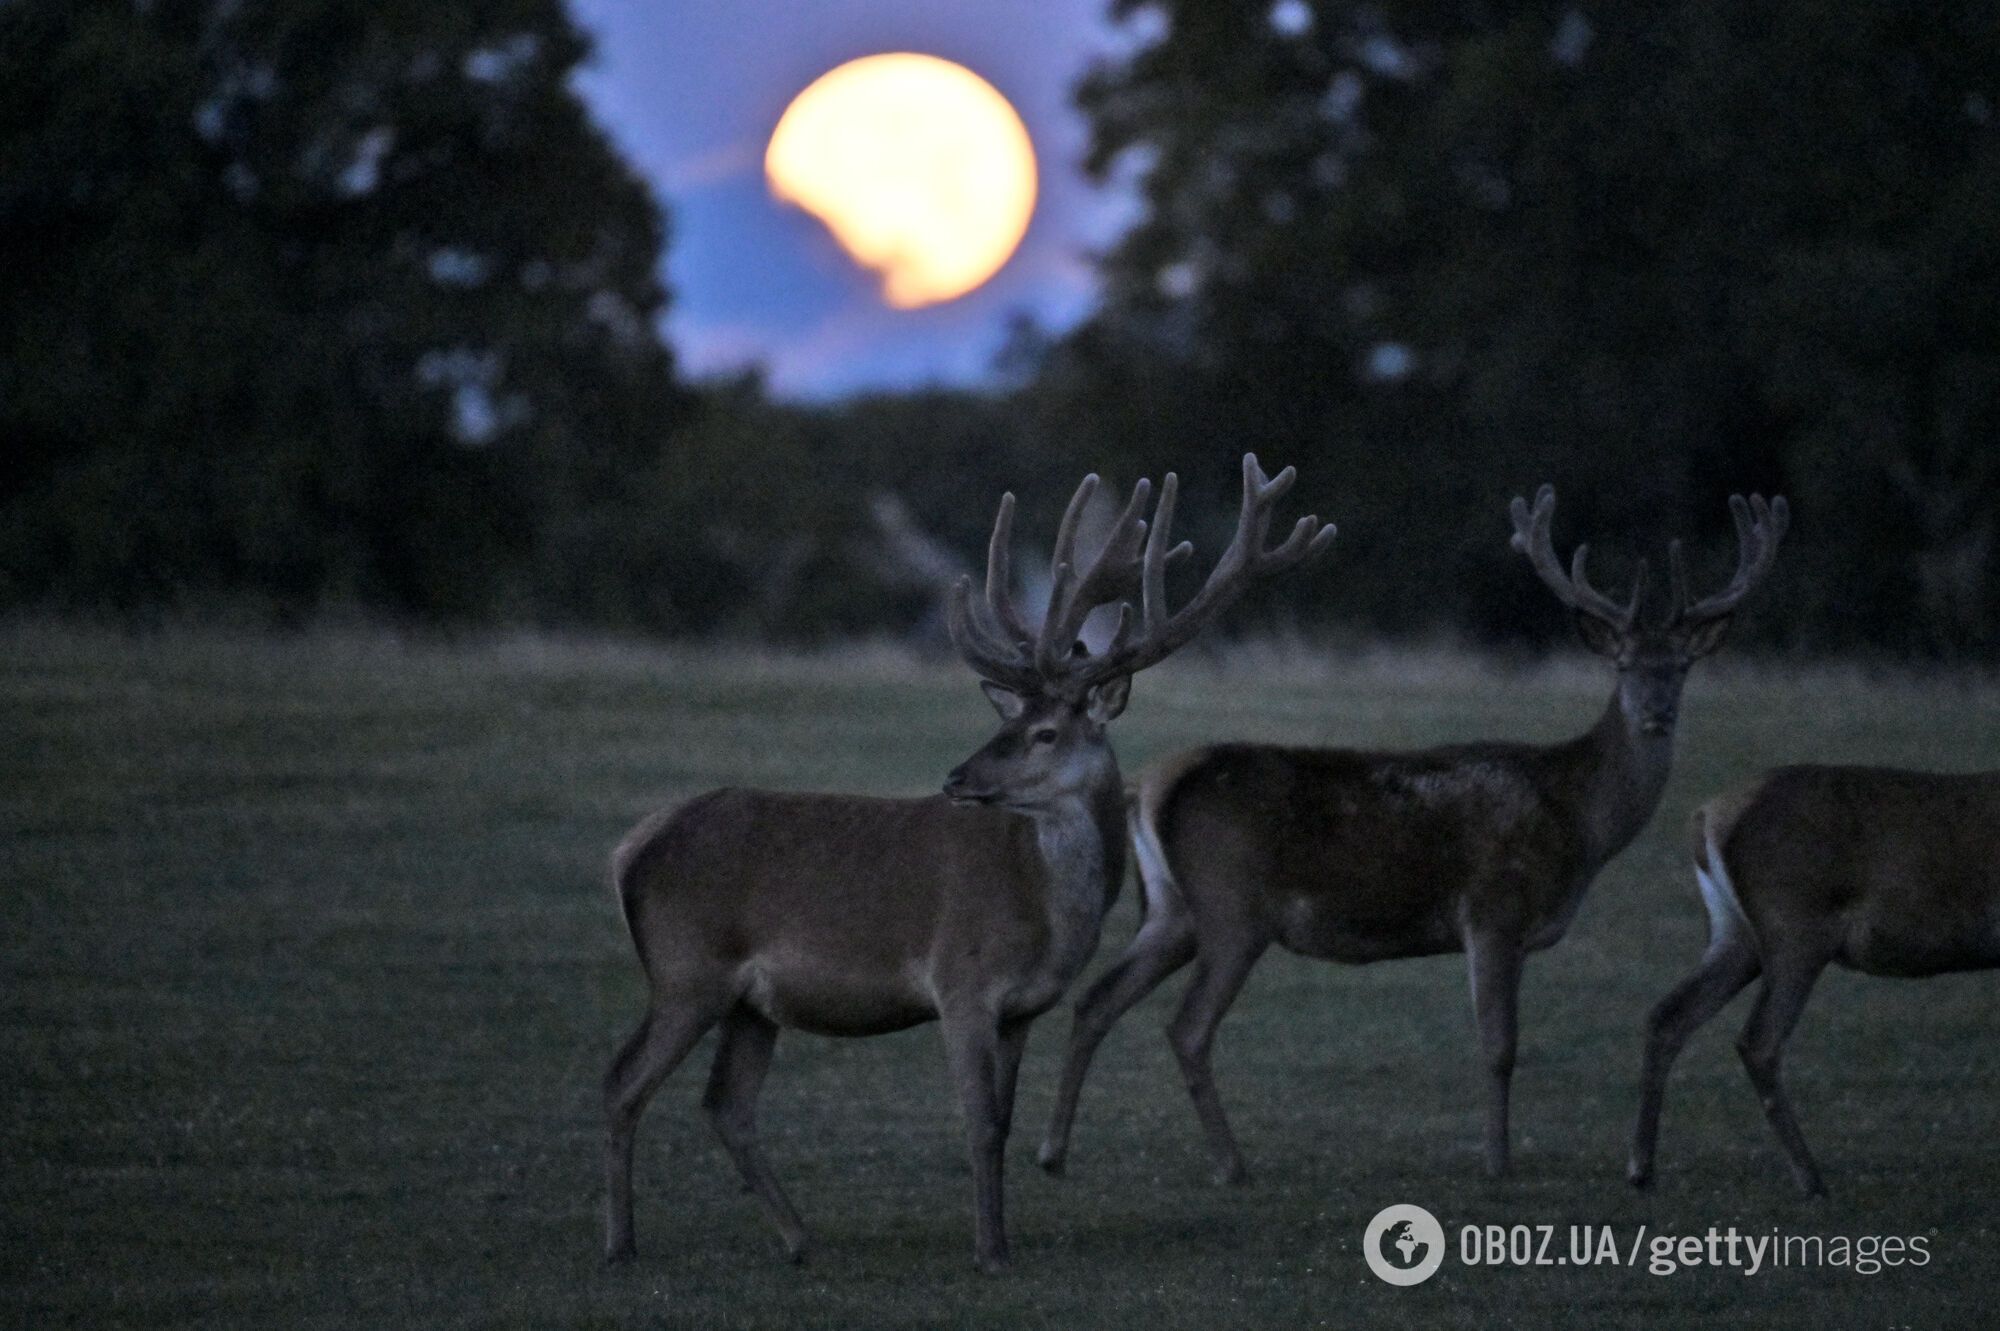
[1701,766,2000,977]
[1145,740,1591,961]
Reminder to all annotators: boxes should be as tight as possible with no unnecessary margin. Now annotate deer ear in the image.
[980,681,1029,721]
[1677,614,1733,661]
[1085,674,1131,723]
[1572,610,1625,660]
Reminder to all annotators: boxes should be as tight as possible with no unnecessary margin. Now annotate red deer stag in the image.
[1629,765,2000,1195]
[603,457,1334,1271]
[1036,485,1787,1183]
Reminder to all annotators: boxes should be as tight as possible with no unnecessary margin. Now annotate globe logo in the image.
[1386,1220,1428,1267]
[1363,1204,1446,1286]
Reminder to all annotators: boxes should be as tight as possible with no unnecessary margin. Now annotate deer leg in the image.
[1735,952,1829,1196]
[941,1012,1011,1274]
[1038,913,1197,1174]
[1166,934,1267,1186]
[993,1015,1031,1145]
[701,1005,808,1263]
[603,999,727,1264]
[1466,931,1524,1177]
[1628,933,1760,1188]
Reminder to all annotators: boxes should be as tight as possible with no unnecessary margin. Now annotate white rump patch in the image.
[1128,799,1183,922]
[1695,820,1752,945]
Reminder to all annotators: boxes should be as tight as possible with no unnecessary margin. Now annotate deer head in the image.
[1510,485,1789,737]
[943,455,1336,811]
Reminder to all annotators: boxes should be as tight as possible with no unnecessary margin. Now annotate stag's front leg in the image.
[992,1015,1031,1145]
[941,1010,1011,1274]
[1465,929,1524,1177]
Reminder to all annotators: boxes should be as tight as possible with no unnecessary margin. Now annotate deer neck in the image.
[1020,759,1126,987]
[1567,690,1675,873]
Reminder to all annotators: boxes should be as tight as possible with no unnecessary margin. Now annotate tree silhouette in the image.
[1050,0,2000,657]
[0,0,686,621]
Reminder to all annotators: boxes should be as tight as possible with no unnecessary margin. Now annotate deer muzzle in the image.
[943,766,997,806]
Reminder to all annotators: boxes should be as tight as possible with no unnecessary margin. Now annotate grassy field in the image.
[4,624,1998,1329]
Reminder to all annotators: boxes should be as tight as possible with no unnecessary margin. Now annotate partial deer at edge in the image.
[1036,484,1787,1184]
[1630,763,2000,1195]
[603,456,1333,1272]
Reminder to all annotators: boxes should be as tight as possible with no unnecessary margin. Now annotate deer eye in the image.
[1030,728,1059,746]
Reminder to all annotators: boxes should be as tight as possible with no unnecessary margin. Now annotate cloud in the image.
[664,140,759,193]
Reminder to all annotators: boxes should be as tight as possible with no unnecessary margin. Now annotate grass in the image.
[4,623,1998,1328]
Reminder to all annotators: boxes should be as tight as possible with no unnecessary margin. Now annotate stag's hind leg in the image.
[603,997,729,1263]
[1167,933,1268,1185]
[703,1005,808,1262]
[1038,912,1197,1174]
[1736,949,1830,1195]
[1628,932,1761,1188]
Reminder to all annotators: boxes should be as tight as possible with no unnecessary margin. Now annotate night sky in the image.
[566,0,1151,399]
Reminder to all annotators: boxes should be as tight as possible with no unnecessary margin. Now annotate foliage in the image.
[1048,0,2000,657]
[0,0,686,622]
[2,0,1994,659]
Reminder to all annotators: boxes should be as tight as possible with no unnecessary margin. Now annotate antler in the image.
[1665,492,1790,626]
[948,474,1180,693]
[1508,484,1648,630]
[1033,474,1184,677]
[1065,453,1336,694]
[947,456,1335,700]
[947,490,1045,694]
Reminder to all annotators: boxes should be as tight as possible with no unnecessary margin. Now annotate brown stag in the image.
[1037,485,1787,1183]
[603,457,1334,1270]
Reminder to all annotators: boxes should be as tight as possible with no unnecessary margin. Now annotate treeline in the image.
[3,0,1995,658]
[1,0,686,624]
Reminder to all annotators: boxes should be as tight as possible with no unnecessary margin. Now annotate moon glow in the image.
[765,54,1038,309]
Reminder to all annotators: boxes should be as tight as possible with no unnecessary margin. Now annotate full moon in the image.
[765,54,1037,309]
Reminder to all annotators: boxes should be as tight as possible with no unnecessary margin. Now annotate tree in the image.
[0,0,687,622]
[1060,0,2000,656]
